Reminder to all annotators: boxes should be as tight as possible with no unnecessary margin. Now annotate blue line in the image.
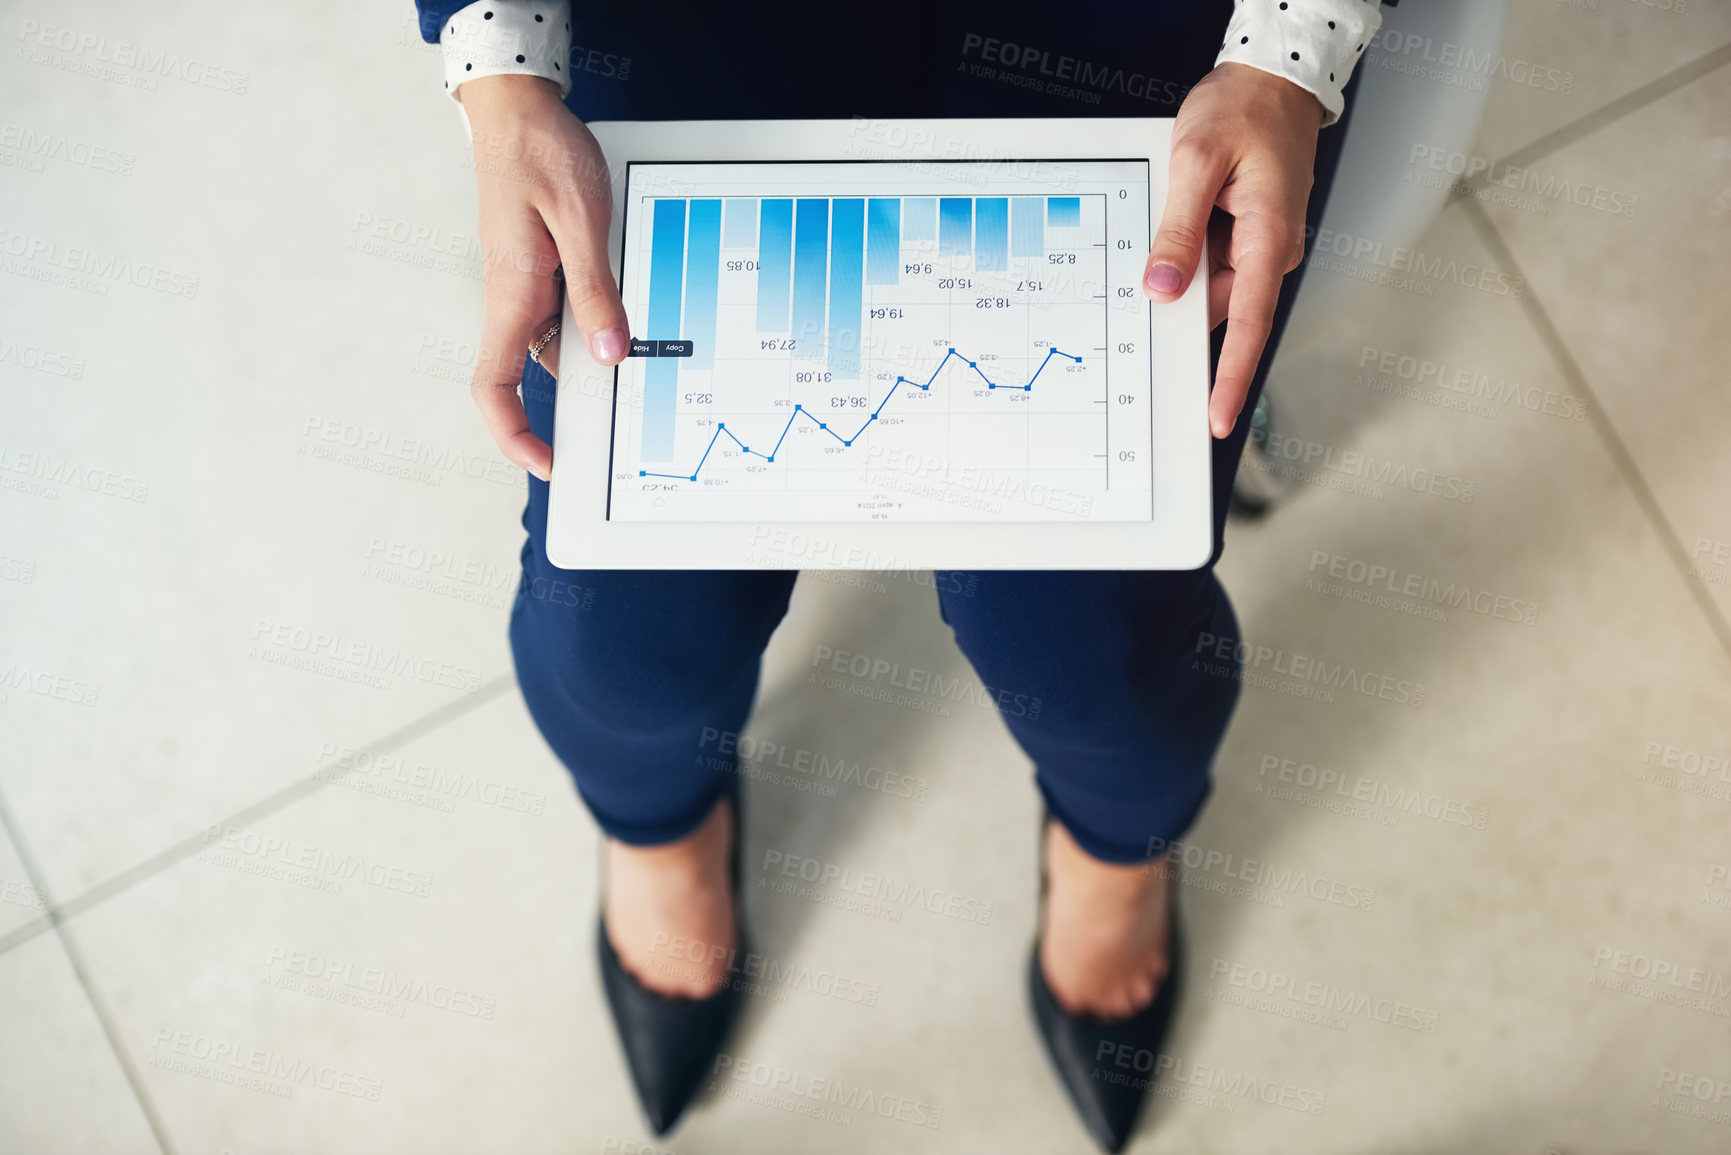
[1023,349,1062,390]
[872,378,900,416]
[690,426,722,479]
[768,410,798,460]
[639,346,1082,483]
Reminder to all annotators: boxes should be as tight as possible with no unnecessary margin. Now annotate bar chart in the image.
[609,160,1153,524]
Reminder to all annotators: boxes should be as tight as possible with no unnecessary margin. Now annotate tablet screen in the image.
[608,160,1152,524]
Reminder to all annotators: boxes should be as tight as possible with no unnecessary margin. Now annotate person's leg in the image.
[513,354,796,995]
[513,355,797,844]
[510,561,796,849]
[936,566,1238,1016]
[937,568,1239,863]
[935,30,1362,1017]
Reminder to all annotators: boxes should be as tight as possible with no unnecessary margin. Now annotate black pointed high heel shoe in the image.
[1027,816,1184,1153]
[597,781,746,1136]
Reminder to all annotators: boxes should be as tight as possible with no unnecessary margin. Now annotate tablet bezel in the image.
[546,118,1212,571]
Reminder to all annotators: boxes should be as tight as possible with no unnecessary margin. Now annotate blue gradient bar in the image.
[684,199,721,371]
[1010,196,1043,258]
[642,198,686,461]
[866,198,900,285]
[791,198,829,359]
[828,199,864,379]
[1047,196,1081,227]
[974,197,1008,271]
[938,198,972,257]
[903,197,936,242]
[722,198,756,248]
[755,198,792,332]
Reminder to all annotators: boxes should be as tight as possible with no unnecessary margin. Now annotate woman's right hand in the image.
[458,74,627,481]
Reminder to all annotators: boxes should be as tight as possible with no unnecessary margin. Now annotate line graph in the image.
[609,160,1153,524]
[640,346,1082,481]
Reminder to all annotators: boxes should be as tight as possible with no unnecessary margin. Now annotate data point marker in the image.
[638,470,645,476]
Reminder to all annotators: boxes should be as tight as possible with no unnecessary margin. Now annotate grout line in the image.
[0,675,518,960]
[0,789,176,1155]
[1460,199,1731,664]
[1459,42,1731,192]
[57,928,181,1154]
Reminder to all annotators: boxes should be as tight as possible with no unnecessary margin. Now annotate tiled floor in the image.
[3,2,1728,1153]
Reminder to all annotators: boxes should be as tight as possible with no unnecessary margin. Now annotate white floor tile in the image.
[0,0,520,899]
[1466,0,1731,160]
[1477,63,1731,625]
[0,930,161,1155]
[1201,203,1731,1155]
[0,821,51,941]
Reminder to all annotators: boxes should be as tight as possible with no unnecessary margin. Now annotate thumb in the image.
[1145,142,1227,302]
[545,206,629,366]
[472,225,561,481]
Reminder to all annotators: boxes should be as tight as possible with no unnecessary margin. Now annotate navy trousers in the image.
[506,0,1356,863]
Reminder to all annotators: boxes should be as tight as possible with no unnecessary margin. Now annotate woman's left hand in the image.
[1143,62,1325,438]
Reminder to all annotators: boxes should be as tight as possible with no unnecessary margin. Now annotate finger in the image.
[473,227,560,481]
[473,378,553,481]
[1210,215,1289,438]
[1145,140,1229,301]
[543,200,629,366]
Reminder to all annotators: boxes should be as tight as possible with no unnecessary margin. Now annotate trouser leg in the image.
[936,568,1241,863]
[512,356,798,845]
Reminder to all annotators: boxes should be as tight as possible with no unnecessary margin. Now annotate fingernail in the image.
[591,328,626,363]
[1146,263,1182,294]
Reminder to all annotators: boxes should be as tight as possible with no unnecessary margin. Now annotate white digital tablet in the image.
[545,118,1212,570]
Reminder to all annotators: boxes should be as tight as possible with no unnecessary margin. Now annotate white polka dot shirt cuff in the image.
[440,0,572,102]
[1215,0,1384,126]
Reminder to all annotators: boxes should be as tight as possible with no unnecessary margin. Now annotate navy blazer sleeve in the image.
[415,1,472,45]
